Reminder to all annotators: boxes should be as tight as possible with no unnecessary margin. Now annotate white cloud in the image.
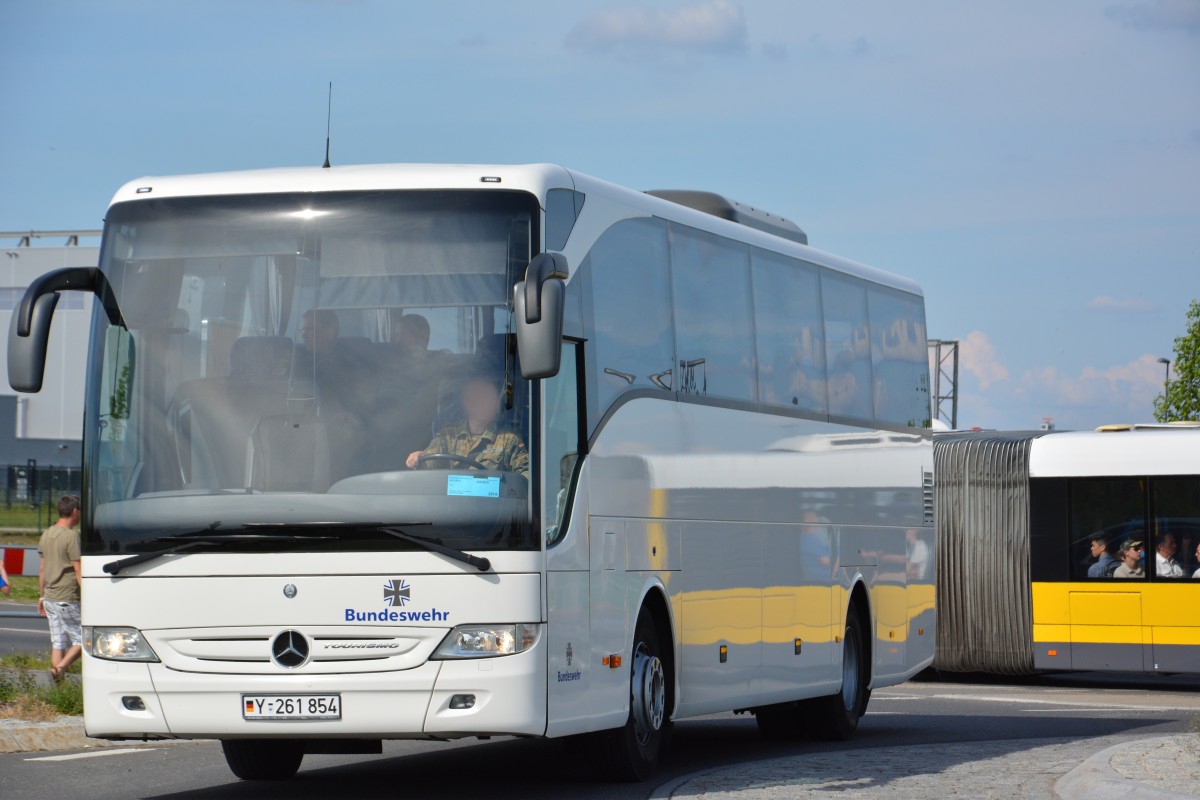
[958,330,1010,389]
[1022,353,1166,418]
[565,0,748,54]
[1085,294,1159,312]
[1107,0,1200,33]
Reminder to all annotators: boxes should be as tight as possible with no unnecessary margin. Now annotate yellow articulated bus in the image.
[933,423,1200,675]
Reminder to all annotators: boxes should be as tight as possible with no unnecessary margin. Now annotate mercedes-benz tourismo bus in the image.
[8,163,934,780]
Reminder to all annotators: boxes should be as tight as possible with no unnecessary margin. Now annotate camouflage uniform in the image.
[422,422,529,473]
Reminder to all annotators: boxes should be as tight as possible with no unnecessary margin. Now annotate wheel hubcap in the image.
[631,642,666,744]
[841,627,860,712]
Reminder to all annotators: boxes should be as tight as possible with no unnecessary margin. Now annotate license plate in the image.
[242,694,341,720]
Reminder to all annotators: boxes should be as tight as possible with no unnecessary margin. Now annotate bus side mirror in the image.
[514,252,568,380]
[8,266,124,394]
[8,292,61,393]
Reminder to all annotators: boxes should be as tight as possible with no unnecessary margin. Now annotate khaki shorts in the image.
[45,601,82,650]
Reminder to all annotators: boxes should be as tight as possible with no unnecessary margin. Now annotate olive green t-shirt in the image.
[38,524,81,603]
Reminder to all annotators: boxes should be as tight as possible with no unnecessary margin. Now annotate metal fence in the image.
[3,463,83,530]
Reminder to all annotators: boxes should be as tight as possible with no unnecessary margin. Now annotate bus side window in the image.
[668,224,756,402]
[95,326,139,504]
[821,273,873,421]
[584,218,674,417]
[750,251,826,414]
[867,286,930,428]
[1151,477,1200,580]
[1068,478,1146,581]
[1029,477,1070,582]
[545,341,583,547]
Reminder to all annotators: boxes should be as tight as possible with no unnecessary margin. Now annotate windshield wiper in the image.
[103,539,216,576]
[102,526,335,576]
[380,527,491,572]
[102,522,491,575]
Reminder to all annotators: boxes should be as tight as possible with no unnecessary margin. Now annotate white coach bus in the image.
[7,164,934,781]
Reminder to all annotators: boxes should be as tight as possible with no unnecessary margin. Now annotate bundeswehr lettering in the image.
[344,608,450,622]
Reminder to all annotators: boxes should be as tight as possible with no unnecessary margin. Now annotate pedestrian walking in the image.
[38,495,82,681]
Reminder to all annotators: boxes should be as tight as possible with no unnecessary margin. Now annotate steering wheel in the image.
[417,453,490,471]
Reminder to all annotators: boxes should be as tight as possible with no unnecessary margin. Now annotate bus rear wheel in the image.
[593,608,672,782]
[221,739,304,780]
[808,607,871,741]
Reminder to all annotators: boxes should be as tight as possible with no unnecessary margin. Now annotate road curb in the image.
[0,717,118,754]
[650,761,730,800]
[1054,736,1197,800]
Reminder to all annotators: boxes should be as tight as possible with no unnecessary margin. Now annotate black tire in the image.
[754,701,805,741]
[807,607,871,741]
[592,609,673,782]
[221,740,304,780]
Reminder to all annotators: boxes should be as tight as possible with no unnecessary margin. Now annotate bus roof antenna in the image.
[322,82,333,169]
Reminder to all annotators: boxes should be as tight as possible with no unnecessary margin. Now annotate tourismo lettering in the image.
[344,608,450,623]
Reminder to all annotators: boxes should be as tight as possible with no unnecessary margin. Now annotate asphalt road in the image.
[3,674,1199,800]
[0,601,48,653]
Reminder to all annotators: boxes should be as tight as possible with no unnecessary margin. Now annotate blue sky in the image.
[3,0,1198,430]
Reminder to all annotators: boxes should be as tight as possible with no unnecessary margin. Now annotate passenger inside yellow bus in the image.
[1112,539,1145,579]
[1068,476,1200,580]
[1086,534,1117,578]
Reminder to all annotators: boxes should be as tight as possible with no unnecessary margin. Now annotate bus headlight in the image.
[432,624,539,659]
[83,626,160,662]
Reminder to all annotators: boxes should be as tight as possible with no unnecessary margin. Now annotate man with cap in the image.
[1113,539,1145,579]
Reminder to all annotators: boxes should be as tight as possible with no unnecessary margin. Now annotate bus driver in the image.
[406,373,529,474]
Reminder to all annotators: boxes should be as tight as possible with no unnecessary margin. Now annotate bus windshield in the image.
[84,189,538,554]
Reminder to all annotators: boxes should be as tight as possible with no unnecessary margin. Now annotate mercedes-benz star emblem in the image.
[282,583,297,598]
[271,630,310,669]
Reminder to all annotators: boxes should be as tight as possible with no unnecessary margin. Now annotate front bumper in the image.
[83,634,547,740]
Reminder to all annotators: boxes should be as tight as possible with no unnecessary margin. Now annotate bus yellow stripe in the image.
[1031,581,1200,646]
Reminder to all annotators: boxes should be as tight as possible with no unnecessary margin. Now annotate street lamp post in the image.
[1157,357,1171,391]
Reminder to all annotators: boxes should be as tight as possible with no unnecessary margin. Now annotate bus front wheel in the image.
[221,739,304,780]
[593,608,672,781]
[808,607,871,741]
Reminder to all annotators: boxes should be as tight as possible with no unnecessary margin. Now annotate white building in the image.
[0,230,99,467]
